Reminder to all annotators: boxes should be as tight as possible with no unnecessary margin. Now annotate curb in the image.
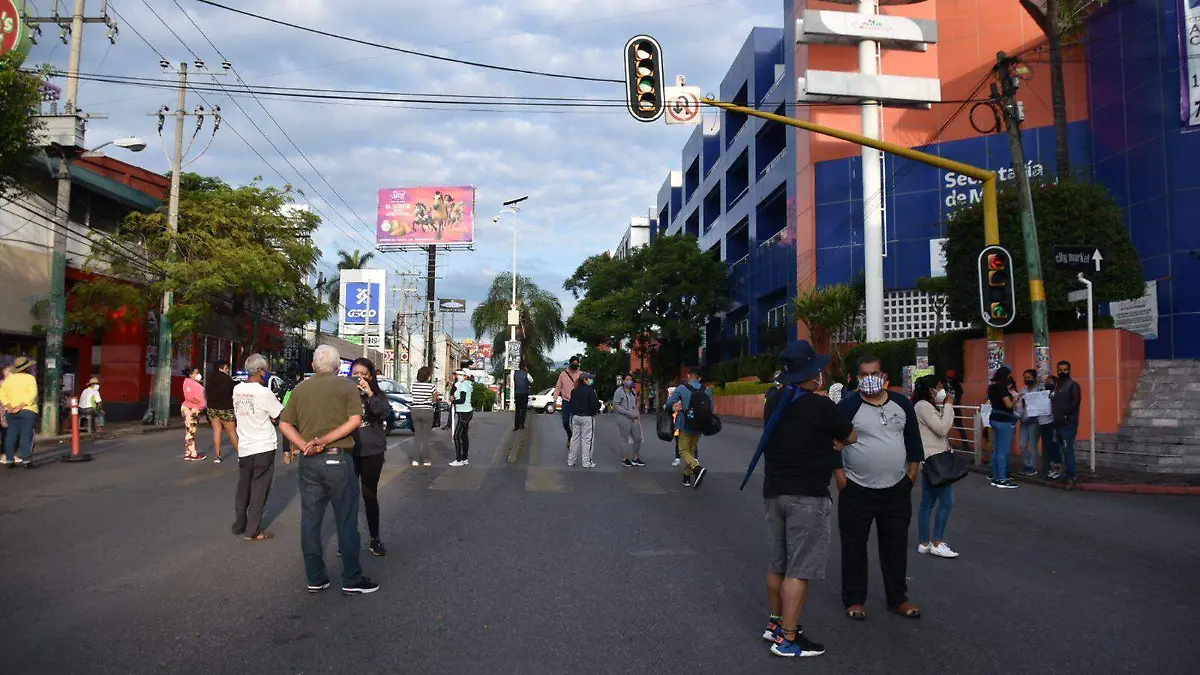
[965,464,1200,496]
[30,424,183,464]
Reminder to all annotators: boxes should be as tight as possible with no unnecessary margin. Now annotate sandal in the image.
[846,605,867,620]
[891,602,921,618]
[244,531,275,542]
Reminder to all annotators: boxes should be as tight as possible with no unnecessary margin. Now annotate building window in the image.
[766,304,788,329]
[734,317,749,339]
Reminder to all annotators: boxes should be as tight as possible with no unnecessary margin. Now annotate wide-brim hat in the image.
[87,376,100,386]
[777,340,830,385]
[12,356,33,373]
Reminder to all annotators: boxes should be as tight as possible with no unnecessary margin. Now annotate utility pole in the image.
[150,62,223,425]
[30,0,117,436]
[313,271,324,347]
[425,246,436,373]
[996,51,1052,379]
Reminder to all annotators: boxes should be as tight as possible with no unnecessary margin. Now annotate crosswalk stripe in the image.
[525,466,569,493]
[429,467,488,491]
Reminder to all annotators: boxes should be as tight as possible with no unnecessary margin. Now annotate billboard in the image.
[337,268,387,350]
[377,186,475,246]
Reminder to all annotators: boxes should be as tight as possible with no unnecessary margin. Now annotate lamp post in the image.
[495,195,528,412]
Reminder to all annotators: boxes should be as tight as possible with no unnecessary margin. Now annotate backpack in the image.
[684,383,714,432]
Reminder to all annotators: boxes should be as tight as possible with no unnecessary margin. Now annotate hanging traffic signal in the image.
[624,35,665,123]
[978,245,1016,328]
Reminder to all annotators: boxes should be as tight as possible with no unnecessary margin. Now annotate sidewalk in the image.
[25,419,185,466]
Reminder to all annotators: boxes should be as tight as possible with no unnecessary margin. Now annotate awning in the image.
[36,155,164,213]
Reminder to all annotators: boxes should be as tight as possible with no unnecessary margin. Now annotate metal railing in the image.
[758,149,786,178]
[947,405,985,466]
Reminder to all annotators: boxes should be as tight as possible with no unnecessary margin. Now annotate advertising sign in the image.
[477,343,494,359]
[376,186,475,247]
[0,0,33,66]
[438,298,466,313]
[337,269,387,349]
[1109,281,1159,340]
[343,282,381,325]
[1181,0,1200,127]
[504,340,521,371]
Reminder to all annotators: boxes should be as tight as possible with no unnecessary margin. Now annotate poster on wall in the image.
[1109,281,1159,339]
[1181,0,1200,128]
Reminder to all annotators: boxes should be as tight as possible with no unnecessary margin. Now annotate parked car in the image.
[376,378,414,434]
[528,388,561,415]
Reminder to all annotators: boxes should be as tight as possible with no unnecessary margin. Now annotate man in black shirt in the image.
[759,341,856,659]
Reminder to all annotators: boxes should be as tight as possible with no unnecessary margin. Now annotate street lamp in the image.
[495,195,528,411]
[83,137,148,156]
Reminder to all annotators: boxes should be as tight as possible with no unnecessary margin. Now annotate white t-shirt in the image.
[79,386,103,410]
[233,382,283,457]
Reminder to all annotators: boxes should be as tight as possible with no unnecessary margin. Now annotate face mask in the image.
[859,374,885,396]
[1058,370,1069,378]
[570,364,579,371]
[935,389,948,404]
[586,379,594,387]
[623,381,633,389]
[1024,378,1035,385]
[194,374,203,382]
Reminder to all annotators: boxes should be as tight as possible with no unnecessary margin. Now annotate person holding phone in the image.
[350,358,390,557]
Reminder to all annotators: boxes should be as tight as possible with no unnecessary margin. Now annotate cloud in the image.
[41,0,786,359]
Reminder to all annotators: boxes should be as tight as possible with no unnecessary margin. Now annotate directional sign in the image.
[1067,289,1089,303]
[664,86,702,126]
[1053,245,1105,273]
[438,298,466,313]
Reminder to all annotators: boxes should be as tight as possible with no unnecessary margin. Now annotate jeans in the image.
[514,393,529,429]
[839,477,914,608]
[3,409,36,462]
[234,451,275,537]
[990,420,1016,481]
[560,405,572,441]
[298,452,362,587]
[454,411,473,462]
[1040,422,1061,474]
[918,473,954,543]
[1019,421,1040,471]
[1056,423,1078,480]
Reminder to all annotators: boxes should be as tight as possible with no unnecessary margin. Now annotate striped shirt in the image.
[410,382,435,410]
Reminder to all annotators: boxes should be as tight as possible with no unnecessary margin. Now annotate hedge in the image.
[841,328,984,383]
[712,381,775,397]
[704,352,780,385]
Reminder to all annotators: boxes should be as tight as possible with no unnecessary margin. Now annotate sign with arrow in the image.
[664,86,702,126]
[1052,245,1104,273]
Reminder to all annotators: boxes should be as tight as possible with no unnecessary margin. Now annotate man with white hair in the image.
[279,345,379,595]
[232,354,283,542]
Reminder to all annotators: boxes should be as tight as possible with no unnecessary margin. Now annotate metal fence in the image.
[949,405,986,466]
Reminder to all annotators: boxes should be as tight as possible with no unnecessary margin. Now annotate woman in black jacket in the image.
[350,358,390,557]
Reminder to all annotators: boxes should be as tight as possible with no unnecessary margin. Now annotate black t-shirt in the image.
[987,382,1016,422]
[762,389,855,499]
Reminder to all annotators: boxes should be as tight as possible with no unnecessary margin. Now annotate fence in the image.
[949,404,985,466]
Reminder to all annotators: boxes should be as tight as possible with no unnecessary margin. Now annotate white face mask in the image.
[194,374,203,382]
[859,374,885,396]
[935,389,948,404]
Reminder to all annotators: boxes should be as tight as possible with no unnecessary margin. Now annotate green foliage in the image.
[792,282,865,376]
[704,352,781,385]
[471,383,496,412]
[471,272,566,385]
[580,346,628,402]
[69,173,324,350]
[565,234,730,378]
[0,56,45,199]
[943,179,1145,331]
[842,340,916,385]
[712,381,774,397]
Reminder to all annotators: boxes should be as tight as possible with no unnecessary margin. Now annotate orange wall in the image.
[961,330,1145,440]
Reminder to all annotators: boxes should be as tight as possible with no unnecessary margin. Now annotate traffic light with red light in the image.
[978,245,1016,328]
[624,35,665,123]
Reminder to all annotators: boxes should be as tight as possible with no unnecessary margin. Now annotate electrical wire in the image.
[188,0,624,85]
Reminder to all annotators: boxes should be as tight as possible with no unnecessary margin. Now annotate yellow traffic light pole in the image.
[702,98,1005,343]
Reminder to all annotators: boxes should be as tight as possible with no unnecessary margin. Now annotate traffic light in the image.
[977,245,1016,328]
[624,35,665,123]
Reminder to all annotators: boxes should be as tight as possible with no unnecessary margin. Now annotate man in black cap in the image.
[759,340,856,658]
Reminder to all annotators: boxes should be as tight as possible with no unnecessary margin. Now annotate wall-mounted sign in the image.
[0,0,34,66]
[1180,0,1200,128]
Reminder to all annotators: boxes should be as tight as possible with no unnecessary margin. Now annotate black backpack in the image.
[684,384,714,431]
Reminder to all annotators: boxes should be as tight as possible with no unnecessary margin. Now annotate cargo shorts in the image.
[764,494,833,580]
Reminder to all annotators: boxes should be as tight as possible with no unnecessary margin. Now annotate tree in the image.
[0,56,44,199]
[565,234,729,382]
[792,282,864,380]
[69,173,325,355]
[322,248,377,317]
[580,345,629,403]
[471,271,567,385]
[942,179,1144,330]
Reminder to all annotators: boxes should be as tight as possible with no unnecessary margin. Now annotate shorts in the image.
[207,408,235,422]
[764,494,832,580]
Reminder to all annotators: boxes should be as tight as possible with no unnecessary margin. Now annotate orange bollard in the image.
[61,396,93,463]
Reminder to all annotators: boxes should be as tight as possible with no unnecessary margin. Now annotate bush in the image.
[472,385,497,412]
[842,340,916,385]
[703,352,780,385]
[712,381,775,397]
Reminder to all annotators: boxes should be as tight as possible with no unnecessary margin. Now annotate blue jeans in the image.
[298,453,363,587]
[1018,421,1040,471]
[561,405,572,440]
[1056,423,1078,480]
[918,473,955,543]
[990,420,1016,481]
[4,410,37,462]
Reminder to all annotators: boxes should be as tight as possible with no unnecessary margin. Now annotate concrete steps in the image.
[1090,360,1200,475]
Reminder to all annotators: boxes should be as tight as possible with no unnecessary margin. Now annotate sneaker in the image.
[462,459,469,466]
[412,460,420,467]
[186,454,208,461]
[12,457,27,465]
[448,460,463,467]
[917,542,931,554]
[1021,468,1038,477]
[583,462,596,469]
[930,542,959,558]
[422,461,432,467]
[342,577,380,595]
[691,466,708,489]
[771,633,825,658]
[307,581,331,593]
[213,457,222,464]
[762,617,783,642]
[567,462,576,467]
[672,458,682,467]
[681,476,692,487]
[1048,471,1062,480]
[1002,478,1019,488]
[991,479,1018,489]
[368,538,388,557]
[623,458,634,468]
[631,458,646,467]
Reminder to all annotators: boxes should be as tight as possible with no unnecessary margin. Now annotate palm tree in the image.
[323,249,376,317]
[471,272,566,373]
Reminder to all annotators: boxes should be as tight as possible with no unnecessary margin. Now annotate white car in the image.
[528,388,561,415]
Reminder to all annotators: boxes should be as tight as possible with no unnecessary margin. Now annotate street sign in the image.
[1067,289,1089,303]
[400,351,410,362]
[1053,245,1105,273]
[438,298,466,313]
[664,86,702,126]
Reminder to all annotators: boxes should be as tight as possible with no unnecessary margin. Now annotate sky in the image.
[26,0,780,360]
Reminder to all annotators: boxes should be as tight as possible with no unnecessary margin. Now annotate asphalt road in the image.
[2,410,1198,674]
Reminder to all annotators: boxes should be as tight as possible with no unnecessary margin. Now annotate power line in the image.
[189,0,624,85]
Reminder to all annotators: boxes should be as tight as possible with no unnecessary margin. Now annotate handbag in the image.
[921,450,969,487]
[655,409,675,442]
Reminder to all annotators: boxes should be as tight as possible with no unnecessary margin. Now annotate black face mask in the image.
[570,364,579,371]
[1024,378,1035,385]
[1058,370,1070,378]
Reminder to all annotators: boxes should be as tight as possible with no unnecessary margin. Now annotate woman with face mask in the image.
[911,375,959,558]
[613,373,644,467]
[181,366,208,461]
[987,366,1019,489]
